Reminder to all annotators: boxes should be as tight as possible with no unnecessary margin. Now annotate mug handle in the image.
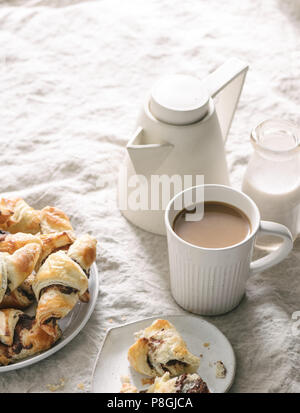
[250,221,293,275]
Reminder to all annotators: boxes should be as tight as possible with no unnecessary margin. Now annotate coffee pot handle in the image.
[204,58,248,142]
[250,221,293,275]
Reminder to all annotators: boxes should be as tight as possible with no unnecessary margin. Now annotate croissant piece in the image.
[148,372,209,393]
[0,289,32,309]
[33,251,88,298]
[0,198,73,236]
[128,319,200,377]
[37,231,76,271]
[33,251,88,336]
[78,290,90,303]
[67,234,97,275]
[0,232,42,254]
[0,309,23,346]
[0,198,41,234]
[40,206,73,234]
[120,381,139,393]
[0,203,13,225]
[67,234,97,303]
[0,274,35,309]
[34,285,79,336]
[120,372,210,393]
[0,242,42,303]
[0,310,61,366]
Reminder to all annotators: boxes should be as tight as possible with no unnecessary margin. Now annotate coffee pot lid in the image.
[150,75,209,125]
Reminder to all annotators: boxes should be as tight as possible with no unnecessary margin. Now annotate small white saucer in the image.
[92,314,236,393]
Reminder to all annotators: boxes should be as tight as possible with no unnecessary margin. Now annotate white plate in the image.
[0,263,99,373]
[92,314,236,393]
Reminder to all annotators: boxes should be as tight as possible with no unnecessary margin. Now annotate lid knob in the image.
[150,75,209,125]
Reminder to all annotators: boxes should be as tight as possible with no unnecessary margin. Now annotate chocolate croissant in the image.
[37,231,76,271]
[0,197,73,235]
[0,230,76,272]
[67,234,97,275]
[67,234,97,303]
[128,319,200,377]
[32,251,88,337]
[0,309,23,346]
[0,309,61,366]
[0,232,42,254]
[0,273,35,309]
[0,233,43,308]
[120,372,210,393]
[40,206,73,234]
[0,198,41,234]
[0,242,42,303]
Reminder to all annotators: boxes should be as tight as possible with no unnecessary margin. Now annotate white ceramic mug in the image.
[165,184,293,315]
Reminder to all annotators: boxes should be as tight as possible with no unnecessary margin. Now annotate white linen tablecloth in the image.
[0,0,299,393]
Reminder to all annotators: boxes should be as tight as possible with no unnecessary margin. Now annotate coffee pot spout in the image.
[126,127,173,176]
[203,58,249,141]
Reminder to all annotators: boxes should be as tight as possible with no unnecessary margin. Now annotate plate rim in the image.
[0,262,99,373]
[91,313,236,393]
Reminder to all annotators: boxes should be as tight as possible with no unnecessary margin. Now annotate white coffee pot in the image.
[118,58,249,235]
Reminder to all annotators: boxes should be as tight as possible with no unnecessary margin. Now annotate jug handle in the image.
[205,58,249,142]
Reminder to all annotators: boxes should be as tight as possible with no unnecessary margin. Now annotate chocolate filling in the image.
[148,337,162,354]
[56,285,77,295]
[149,337,162,345]
[161,364,169,373]
[40,284,78,299]
[2,345,11,359]
[166,359,188,367]
[147,355,154,370]
[17,287,34,302]
[72,259,90,277]
[44,317,56,325]
[160,359,188,373]
[175,374,210,393]
[39,257,47,268]
[18,314,35,330]
[13,342,24,355]
[175,374,187,392]
[11,314,34,355]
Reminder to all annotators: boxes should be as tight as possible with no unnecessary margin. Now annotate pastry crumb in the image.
[46,378,65,392]
[203,342,210,347]
[120,375,138,393]
[121,316,127,321]
[120,382,138,393]
[77,383,85,391]
[141,377,155,386]
[216,361,227,378]
[108,318,113,323]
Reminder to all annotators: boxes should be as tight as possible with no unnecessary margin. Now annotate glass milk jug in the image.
[242,119,300,250]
